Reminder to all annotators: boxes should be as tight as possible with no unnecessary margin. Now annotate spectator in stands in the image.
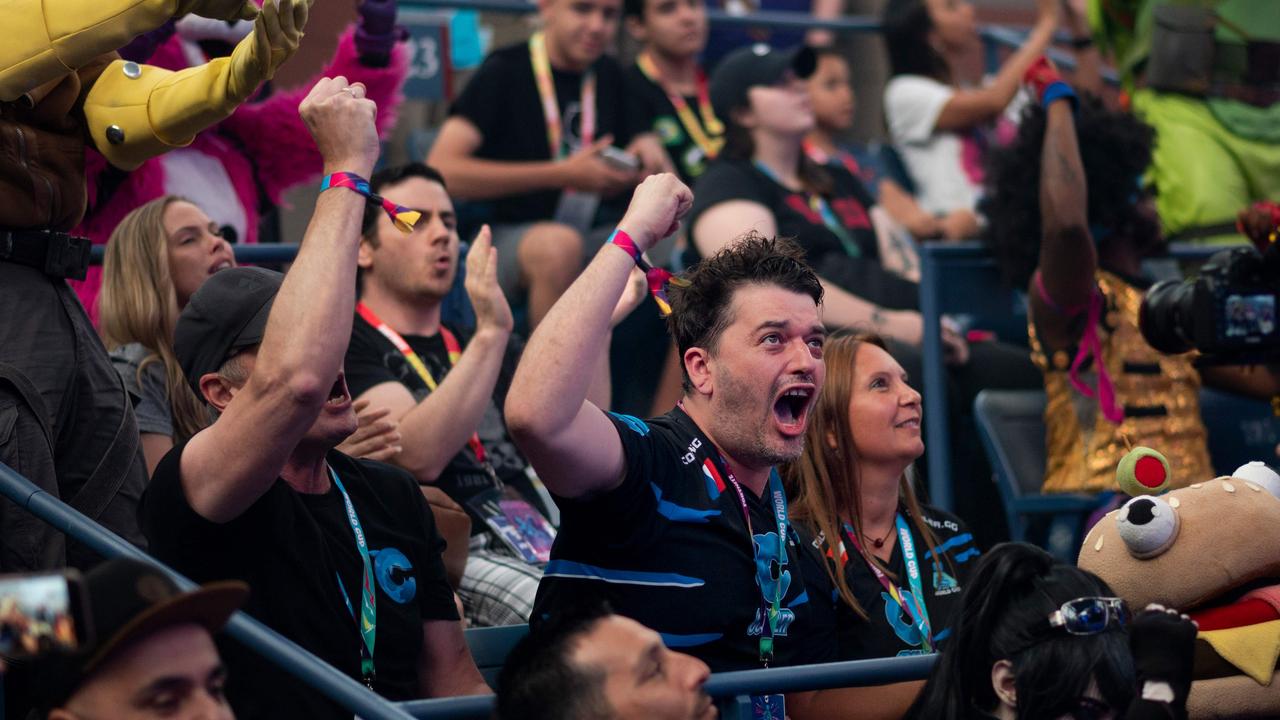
[495,601,716,720]
[427,0,668,329]
[691,43,1042,547]
[343,162,641,626]
[508,175,924,718]
[37,557,246,720]
[804,49,970,242]
[786,332,978,659]
[881,0,1060,224]
[138,77,491,718]
[623,0,723,186]
[100,197,401,475]
[984,69,1280,495]
[907,542,1197,720]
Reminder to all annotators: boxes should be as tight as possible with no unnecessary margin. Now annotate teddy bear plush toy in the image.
[1079,449,1280,718]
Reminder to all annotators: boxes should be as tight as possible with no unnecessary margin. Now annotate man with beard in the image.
[509,174,933,719]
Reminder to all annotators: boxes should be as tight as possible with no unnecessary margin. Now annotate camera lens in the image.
[1139,279,1196,354]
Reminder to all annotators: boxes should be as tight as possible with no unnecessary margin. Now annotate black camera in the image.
[1139,245,1279,362]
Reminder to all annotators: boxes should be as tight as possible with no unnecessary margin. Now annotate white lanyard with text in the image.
[842,513,933,652]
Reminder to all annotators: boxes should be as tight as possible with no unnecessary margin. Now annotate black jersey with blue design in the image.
[532,407,838,672]
[800,504,978,660]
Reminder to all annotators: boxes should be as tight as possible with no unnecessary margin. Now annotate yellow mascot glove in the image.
[83,0,308,170]
[1,0,259,102]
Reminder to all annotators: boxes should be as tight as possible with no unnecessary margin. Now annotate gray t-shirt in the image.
[110,343,173,438]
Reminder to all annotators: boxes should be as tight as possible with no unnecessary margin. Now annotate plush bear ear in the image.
[1116,446,1172,497]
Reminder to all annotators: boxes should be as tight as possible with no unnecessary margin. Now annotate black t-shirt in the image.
[449,42,635,224]
[343,315,550,527]
[139,443,459,719]
[801,504,978,660]
[687,158,920,310]
[622,64,722,185]
[532,407,838,672]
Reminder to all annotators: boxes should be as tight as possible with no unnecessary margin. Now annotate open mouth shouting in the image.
[772,384,815,436]
[325,372,352,410]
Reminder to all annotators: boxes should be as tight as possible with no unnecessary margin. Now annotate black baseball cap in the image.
[174,266,282,397]
[709,43,818,122]
[36,558,247,711]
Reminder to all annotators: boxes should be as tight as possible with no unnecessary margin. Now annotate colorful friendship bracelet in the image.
[608,228,688,317]
[321,172,421,233]
[1024,56,1078,112]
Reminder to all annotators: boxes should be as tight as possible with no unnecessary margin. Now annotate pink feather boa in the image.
[72,27,408,323]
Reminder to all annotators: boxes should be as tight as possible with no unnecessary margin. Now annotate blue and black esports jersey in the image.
[532,407,838,672]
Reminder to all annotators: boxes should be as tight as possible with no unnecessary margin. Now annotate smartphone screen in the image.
[0,571,87,659]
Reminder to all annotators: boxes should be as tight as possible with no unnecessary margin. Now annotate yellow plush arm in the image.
[82,0,306,170]
[0,0,259,102]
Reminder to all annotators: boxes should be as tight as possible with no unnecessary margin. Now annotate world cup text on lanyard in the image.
[330,467,378,687]
[529,32,595,159]
[355,302,496,481]
[842,514,934,652]
[716,456,791,665]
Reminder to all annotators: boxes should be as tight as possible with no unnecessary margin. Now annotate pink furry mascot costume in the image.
[71,0,409,321]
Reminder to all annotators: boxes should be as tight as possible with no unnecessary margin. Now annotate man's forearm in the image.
[431,156,564,200]
[254,173,366,396]
[507,245,633,437]
[394,327,510,481]
[586,335,612,411]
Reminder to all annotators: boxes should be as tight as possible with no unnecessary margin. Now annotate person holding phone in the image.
[428,0,668,330]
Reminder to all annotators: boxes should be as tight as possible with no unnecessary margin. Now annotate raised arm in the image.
[505,174,693,499]
[180,77,380,522]
[1028,69,1096,344]
[933,0,1058,132]
[358,227,514,483]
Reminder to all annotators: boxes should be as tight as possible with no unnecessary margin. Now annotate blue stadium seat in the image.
[464,624,528,688]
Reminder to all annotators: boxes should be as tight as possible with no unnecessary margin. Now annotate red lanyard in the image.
[530,32,595,159]
[636,52,724,159]
[355,302,488,465]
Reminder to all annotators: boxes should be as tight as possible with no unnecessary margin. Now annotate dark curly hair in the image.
[982,95,1156,290]
[667,233,823,391]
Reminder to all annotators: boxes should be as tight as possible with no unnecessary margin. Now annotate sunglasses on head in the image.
[1050,597,1129,635]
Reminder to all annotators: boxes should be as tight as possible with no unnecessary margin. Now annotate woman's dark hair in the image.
[721,100,833,197]
[908,542,1135,720]
[882,0,950,80]
[982,94,1157,289]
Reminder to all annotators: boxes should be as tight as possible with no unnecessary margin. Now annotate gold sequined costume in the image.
[1030,271,1213,493]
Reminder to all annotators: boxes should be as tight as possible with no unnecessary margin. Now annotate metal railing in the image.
[399,654,937,719]
[0,461,416,720]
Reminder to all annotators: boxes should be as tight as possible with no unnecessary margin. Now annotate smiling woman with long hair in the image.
[785,331,978,660]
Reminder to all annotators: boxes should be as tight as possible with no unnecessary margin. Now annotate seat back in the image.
[973,390,1048,542]
[465,624,529,688]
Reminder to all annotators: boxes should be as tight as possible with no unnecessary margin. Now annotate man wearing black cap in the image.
[39,558,246,720]
[138,76,491,718]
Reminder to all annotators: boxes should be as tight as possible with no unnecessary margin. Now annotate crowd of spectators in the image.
[1,0,1277,717]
